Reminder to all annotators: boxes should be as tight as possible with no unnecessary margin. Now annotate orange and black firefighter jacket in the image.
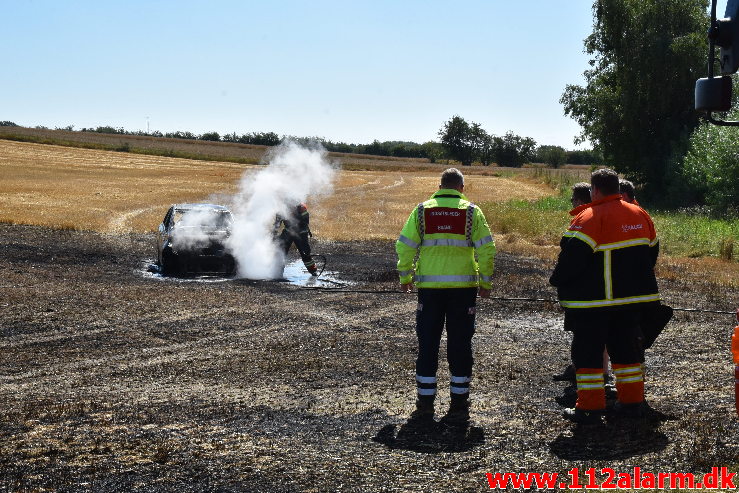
[549,194,660,310]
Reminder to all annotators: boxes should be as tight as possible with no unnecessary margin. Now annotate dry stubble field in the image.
[0,140,554,238]
[1,139,738,492]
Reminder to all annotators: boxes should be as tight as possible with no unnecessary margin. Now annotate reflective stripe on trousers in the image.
[575,368,606,411]
[612,363,644,404]
[450,374,471,395]
[416,374,437,396]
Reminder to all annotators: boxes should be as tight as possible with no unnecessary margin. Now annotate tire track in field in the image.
[378,176,405,190]
[334,177,382,192]
[107,206,162,233]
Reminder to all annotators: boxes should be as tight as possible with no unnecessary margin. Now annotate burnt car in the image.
[156,203,236,276]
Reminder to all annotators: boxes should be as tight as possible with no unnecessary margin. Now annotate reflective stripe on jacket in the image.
[549,194,660,309]
[396,189,495,289]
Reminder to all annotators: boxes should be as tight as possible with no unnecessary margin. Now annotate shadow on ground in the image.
[550,408,674,460]
[372,421,485,454]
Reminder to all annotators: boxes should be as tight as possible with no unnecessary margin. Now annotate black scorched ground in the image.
[0,224,737,492]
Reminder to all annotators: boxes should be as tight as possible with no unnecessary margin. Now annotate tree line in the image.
[3,120,600,167]
[436,115,602,168]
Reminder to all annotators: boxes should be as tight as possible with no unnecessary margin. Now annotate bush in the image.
[164,131,197,140]
[199,131,221,142]
[682,111,739,216]
[566,149,603,165]
[536,145,567,168]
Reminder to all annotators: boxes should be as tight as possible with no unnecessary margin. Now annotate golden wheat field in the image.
[0,140,555,239]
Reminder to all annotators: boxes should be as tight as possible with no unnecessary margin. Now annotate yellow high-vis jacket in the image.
[396,189,496,289]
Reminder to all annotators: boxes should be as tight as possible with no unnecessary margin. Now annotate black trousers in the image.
[570,309,644,369]
[415,288,477,393]
[279,231,313,265]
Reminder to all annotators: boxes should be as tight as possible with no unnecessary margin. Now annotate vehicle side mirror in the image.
[695,75,733,111]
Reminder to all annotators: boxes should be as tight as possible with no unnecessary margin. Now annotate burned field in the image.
[1,223,738,492]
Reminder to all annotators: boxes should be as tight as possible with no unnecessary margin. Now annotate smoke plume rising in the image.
[226,140,336,279]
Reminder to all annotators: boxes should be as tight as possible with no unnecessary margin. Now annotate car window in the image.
[162,208,174,229]
[173,210,187,225]
[172,209,233,230]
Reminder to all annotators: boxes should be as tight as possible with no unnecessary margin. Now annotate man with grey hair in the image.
[396,168,496,430]
[440,167,465,189]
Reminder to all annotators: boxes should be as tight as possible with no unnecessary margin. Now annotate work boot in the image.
[562,407,604,425]
[440,397,470,429]
[409,396,435,423]
[612,401,646,418]
[553,364,576,382]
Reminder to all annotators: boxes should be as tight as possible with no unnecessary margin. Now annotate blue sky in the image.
[0,1,721,149]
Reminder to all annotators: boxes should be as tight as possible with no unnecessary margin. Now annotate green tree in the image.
[492,131,537,167]
[560,0,708,197]
[362,140,390,156]
[421,141,445,163]
[199,131,221,141]
[682,108,739,215]
[438,115,475,166]
[536,145,567,167]
[471,123,495,166]
[566,149,603,165]
[165,131,197,140]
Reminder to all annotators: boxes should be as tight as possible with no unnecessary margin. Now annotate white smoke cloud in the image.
[170,207,232,252]
[226,139,336,279]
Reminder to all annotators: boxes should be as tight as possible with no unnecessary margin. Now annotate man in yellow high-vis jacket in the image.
[396,168,495,429]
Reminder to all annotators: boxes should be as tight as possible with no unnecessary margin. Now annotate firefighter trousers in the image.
[279,231,314,269]
[570,309,645,410]
[415,288,477,400]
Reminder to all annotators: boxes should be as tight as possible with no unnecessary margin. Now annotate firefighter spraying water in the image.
[226,140,336,280]
[274,202,318,276]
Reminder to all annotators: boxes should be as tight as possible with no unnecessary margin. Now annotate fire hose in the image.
[295,284,736,316]
[303,255,735,316]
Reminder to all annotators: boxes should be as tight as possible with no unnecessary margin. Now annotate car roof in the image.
[173,203,231,213]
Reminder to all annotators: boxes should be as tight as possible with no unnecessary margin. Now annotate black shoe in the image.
[440,398,470,429]
[562,407,604,424]
[409,397,435,423]
[612,401,646,418]
[553,364,576,382]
